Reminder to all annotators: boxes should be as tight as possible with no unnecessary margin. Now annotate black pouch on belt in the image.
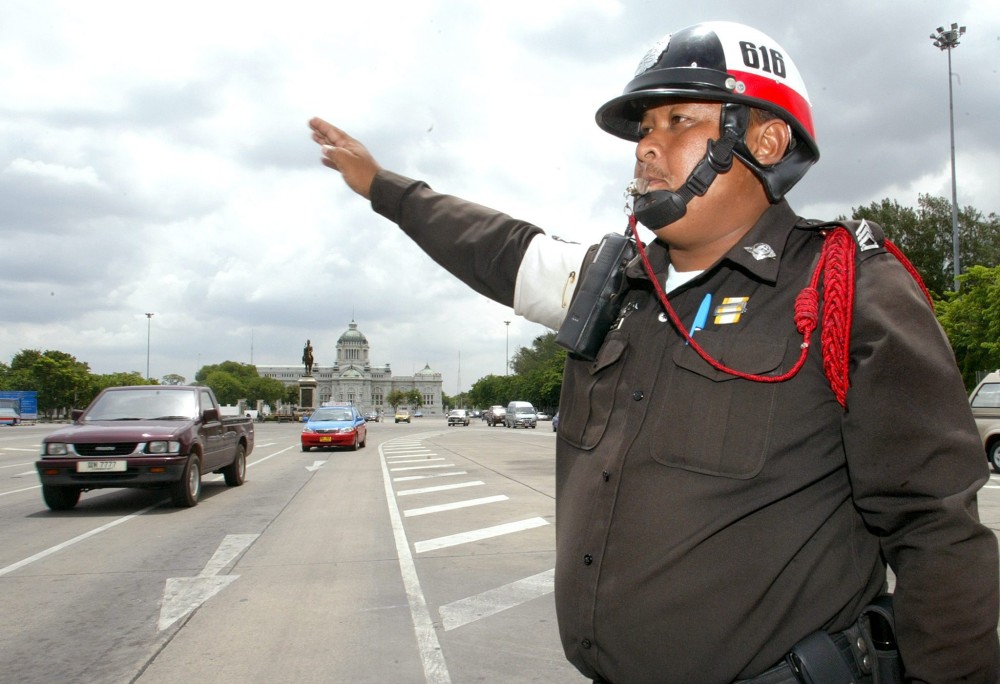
[786,594,902,684]
[859,595,903,684]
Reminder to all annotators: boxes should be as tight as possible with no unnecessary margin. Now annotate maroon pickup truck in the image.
[36,385,254,510]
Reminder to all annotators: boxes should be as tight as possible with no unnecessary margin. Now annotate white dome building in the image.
[256,321,443,416]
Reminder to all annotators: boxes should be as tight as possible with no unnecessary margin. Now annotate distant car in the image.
[969,371,1000,472]
[470,410,482,418]
[364,412,380,422]
[552,411,559,433]
[535,411,551,421]
[505,401,537,429]
[485,405,506,427]
[301,404,367,452]
[414,411,424,418]
[395,409,411,424]
[0,408,20,426]
[447,409,470,426]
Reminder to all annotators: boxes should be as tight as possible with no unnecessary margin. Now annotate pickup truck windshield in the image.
[85,389,198,421]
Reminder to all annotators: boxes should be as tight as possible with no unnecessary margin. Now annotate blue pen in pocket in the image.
[688,293,712,343]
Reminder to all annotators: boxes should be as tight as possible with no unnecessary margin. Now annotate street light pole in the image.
[504,320,511,376]
[930,22,966,292]
[145,312,155,380]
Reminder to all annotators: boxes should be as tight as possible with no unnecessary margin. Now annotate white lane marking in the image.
[0,444,293,570]
[379,438,452,683]
[397,481,485,496]
[440,569,555,632]
[389,458,445,464]
[414,518,549,554]
[158,534,259,631]
[0,502,163,577]
[391,464,456,472]
[393,471,468,482]
[0,485,42,497]
[305,460,327,472]
[1,460,35,469]
[404,495,509,518]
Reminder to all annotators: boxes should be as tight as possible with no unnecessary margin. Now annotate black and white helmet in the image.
[596,21,819,201]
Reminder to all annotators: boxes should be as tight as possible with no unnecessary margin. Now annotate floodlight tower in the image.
[930,22,966,291]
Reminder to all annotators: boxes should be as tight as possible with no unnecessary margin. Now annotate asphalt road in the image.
[0,419,579,684]
[2,420,1000,684]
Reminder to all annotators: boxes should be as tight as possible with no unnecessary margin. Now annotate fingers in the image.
[309,117,349,147]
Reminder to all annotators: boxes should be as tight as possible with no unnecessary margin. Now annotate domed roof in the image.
[337,321,368,344]
[415,363,438,376]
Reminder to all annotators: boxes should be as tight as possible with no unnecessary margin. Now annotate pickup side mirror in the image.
[71,409,84,421]
[202,408,220,422]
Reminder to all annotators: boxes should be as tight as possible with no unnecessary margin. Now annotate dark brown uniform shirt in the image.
[371,170,1000,683]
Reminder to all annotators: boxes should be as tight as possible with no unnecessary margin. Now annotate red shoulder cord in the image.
[629,215,934,408]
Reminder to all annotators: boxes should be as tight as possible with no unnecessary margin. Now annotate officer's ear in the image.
[747,117,791,166]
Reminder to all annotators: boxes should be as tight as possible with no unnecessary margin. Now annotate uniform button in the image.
[581,639,592,649]
[602,471,610,482]
[632,390,644,401]
[583,554,593,565]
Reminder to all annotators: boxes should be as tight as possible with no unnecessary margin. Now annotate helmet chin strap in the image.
[629,103,747,230]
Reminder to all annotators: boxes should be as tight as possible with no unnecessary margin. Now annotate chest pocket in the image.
[558,330,628,450]
[648,331,787,478]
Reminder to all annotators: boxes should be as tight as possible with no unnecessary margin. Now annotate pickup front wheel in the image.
[42,485,81,511]
[990,442,1000,474]
[223,444,247,486]
[171,454,202,507]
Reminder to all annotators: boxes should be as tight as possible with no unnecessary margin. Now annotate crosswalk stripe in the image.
[439,569,555,631]
[414,517,549,553]
[404,495,508,517]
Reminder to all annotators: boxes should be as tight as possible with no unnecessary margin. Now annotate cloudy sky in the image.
[2,0,998,395]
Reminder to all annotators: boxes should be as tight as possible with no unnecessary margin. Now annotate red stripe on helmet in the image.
[728,69,816,144]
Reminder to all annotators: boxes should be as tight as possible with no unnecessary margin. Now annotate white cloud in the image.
[2,0,999,390]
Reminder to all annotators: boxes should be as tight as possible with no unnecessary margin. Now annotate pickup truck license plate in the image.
[77,460,127,473]
[319,436,332,442]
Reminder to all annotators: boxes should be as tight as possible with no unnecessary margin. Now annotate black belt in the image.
[594,598,900,684]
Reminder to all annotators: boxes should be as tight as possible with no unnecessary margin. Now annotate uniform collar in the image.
[626,199,798,287]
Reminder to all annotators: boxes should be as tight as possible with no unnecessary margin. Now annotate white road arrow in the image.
[158,533,259,631]
[305,460,327,472]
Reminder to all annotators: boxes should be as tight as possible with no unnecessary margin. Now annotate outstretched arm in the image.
[308,117,381,199]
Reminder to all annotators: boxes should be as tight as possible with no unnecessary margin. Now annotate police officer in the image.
[310,21,999,683]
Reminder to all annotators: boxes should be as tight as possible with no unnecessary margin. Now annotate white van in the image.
[505,401,537,429]
[969,370,1000,472]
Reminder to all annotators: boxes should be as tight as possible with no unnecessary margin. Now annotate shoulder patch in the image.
[796,217,886,260]
[853,219,880,252]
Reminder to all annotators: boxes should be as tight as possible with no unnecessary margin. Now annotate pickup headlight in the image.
[45,443,69,455]
[146,441,181,454]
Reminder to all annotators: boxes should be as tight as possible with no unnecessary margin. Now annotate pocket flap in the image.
[590,336,627,375]
[673,332,787,382]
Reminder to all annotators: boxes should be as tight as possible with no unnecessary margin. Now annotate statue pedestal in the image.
[298,376,318,410]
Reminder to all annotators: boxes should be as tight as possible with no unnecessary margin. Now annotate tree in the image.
[161,373,186,385]
[88,372,158,404]
[851,195,1000,298]
[385,389,407,410]
[7,349,93,417]
[202,370,246,406]
[935,265,1000,389]
[244,376,287,408]
[468,373,519,410]
[405,388,423,408]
